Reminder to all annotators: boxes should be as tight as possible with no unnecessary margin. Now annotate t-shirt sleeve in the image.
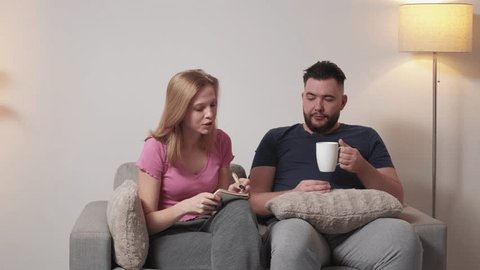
[136,138,167,180]
[368,129,394,168]
[218,130,234,168]
[251,129,278,168]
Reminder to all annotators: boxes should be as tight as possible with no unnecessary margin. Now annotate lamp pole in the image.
[399,3,472,219]
[432,52,437,218]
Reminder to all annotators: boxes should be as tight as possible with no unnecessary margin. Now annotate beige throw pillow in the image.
[266,189,403,234]
[107,180,149,270]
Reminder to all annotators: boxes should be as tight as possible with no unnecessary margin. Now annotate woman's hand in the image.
[176,192,220,216]
[227,177,251,193]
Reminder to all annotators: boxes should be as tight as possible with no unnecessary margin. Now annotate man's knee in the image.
[332,218,422,270]
[371,218,423,269]
[378,219,422,251]
[387,219,423,260]
[269,219,330,267]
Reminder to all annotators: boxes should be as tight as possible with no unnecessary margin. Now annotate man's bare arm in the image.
[249,166,332,216]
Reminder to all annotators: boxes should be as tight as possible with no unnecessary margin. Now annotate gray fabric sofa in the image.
[70,162,447,270]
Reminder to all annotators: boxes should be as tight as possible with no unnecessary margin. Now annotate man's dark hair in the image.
[303,61,346,86]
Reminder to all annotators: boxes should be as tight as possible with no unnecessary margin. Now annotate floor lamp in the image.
[398,3,473,218]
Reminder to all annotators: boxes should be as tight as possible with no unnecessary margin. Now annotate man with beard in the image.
[248,61,422,270]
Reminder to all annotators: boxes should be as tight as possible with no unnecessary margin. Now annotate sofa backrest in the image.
[113,162,247,190]
[114,162,138,190]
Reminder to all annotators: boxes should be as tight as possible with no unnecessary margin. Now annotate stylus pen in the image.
[232,172,246,192]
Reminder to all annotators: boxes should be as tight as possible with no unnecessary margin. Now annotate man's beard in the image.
[303,111,340,134]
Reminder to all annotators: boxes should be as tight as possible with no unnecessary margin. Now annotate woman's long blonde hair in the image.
[150,69,219,165]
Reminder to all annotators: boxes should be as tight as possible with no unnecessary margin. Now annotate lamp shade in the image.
[399,3,473,52]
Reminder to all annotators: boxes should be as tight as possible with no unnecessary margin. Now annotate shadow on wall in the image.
[380,118,431,212]
[438,13,480,217]
[0,71,19,121]
[437,15,480,270]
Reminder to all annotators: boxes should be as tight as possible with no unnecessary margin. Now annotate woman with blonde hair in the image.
[137,69,263,269]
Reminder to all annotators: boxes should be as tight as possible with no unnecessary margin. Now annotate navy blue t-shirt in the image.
[251,123,394,191]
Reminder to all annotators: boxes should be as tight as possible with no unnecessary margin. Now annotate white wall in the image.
[0,0,478,269]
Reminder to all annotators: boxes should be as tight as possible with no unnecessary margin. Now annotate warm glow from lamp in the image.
[399,3,473,52]
[398,3,473,218]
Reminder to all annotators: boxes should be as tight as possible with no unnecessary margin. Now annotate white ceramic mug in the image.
[316,142,339,172]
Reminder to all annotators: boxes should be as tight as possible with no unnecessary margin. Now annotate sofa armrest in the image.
[70,201,112,270]
[399,206,447,270]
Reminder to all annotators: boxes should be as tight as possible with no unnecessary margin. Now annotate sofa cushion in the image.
[107,180,149,270]
[266,189,403,234]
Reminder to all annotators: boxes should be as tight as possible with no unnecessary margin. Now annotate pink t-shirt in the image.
[136,129,234,221]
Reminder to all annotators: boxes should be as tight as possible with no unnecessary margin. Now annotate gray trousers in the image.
[145,199,264,270]
[265,218,423,270]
